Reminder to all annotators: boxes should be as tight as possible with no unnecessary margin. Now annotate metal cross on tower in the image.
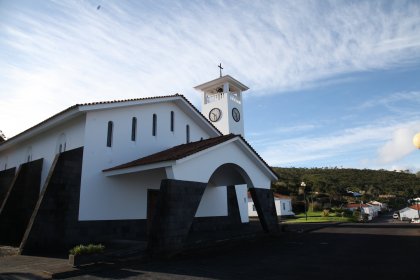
[218,63,223,77]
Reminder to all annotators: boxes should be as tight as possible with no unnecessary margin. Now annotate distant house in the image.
[345,203,378,221]
[399,205,420,221]
[368,200,388,212]
[248,192,294,217]
[379,194,396,199]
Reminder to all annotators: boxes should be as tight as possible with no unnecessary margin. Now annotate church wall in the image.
[0,115,86,191]
[79,102,213,220]
[171,141,272,220]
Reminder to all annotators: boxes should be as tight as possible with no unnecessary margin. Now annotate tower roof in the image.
[194,75,249,92]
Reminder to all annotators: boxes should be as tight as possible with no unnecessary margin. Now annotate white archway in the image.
[207,163,255,189]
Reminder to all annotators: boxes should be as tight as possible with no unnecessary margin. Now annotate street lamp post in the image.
[301,182,307,221]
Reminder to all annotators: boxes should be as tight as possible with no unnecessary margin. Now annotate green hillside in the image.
[271,167,420,209]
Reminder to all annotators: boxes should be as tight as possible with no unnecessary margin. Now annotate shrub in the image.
[311,202,323,212]
[69,244,105,256]
[322,209,330,217]
[342,209,353,217]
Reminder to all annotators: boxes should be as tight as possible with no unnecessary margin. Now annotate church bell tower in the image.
[194,73,249,137]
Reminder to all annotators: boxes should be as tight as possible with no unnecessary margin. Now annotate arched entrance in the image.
[207,163,254,188]
[147,165,278,257]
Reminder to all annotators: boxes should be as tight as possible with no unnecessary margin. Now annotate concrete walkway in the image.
[0,221,333,279]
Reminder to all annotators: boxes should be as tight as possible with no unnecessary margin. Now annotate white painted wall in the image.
[277,199,294,216]
[248,200,258,217]
[0,115,85,190]
[79,101,213,220]
[236,184,249,223]
[171,140,272,189]
[195,184,228,217]
[399,207,419,220]
[170,140,271,219]
[202,91,244,137]
[248,198,294,217]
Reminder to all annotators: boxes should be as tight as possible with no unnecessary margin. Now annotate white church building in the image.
[0,75,279,256]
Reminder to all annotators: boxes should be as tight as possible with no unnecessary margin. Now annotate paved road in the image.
[63,217,419,280]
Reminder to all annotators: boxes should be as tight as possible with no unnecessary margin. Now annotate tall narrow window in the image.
[170,111,174,132]
[26,147,32,162]
[56,133,67,154]
[152,114,157,136]
[186,125,190,143]
[131,117,137,141]
[107,121,113,147]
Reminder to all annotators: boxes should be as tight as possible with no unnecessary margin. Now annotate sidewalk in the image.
[0,221,338,279]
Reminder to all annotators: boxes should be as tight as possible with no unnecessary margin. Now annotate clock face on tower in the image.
[209,108,222,122]
[232,108,240,122]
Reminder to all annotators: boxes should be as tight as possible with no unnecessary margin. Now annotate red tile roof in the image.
[103,134,237,172]
[103,134,278,180]
[0,94,222,146]
[274,193,291,199]
[247,192,288,200]
[346,203,371,208]
[410,204,420,210]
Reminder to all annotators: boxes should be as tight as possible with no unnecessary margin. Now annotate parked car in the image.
[392,212,399,219]
[410,218,420,224]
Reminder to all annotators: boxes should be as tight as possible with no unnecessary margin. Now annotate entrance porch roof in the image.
[102,134,278,181]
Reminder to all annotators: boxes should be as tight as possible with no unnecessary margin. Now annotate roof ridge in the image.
[103,134,237,172]
[0,94,223,146]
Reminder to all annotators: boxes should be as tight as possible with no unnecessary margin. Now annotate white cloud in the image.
[377,125,419,164]
[0,0,420,137]
[254,119,420,169]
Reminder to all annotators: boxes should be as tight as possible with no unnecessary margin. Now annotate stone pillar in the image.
[147,179,206,258]
[227,185,242,225]
[249,188,279,233]
[0,159,43,246]
[0,167,16,208]
[20,148,83,253]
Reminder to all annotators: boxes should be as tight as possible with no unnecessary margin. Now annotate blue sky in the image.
[1,0,420,171]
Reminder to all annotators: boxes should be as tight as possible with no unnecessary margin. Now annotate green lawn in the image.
[283,211,356,223]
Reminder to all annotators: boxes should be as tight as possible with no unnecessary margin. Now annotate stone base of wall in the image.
[147,179,207,257]
[20,148,148,254]
[249,188,279,233]
[0,159,43,246]
[0,167,16,208]
[6,148,275,255]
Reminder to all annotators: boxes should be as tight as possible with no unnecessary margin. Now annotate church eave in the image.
[194,75,249,92]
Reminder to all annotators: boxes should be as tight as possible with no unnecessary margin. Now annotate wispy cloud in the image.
[255,118,420,169]
[1,0,420,137]
[359,91,420,111]
[377,124,419,164]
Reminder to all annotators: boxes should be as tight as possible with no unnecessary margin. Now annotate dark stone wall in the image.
[227,185,242,225]
[20,148,83,252]
[249,188,279,233]
[21,147,147,254]
[0,159,43,246]
[0,167,16,208]
[148,179,206,257]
